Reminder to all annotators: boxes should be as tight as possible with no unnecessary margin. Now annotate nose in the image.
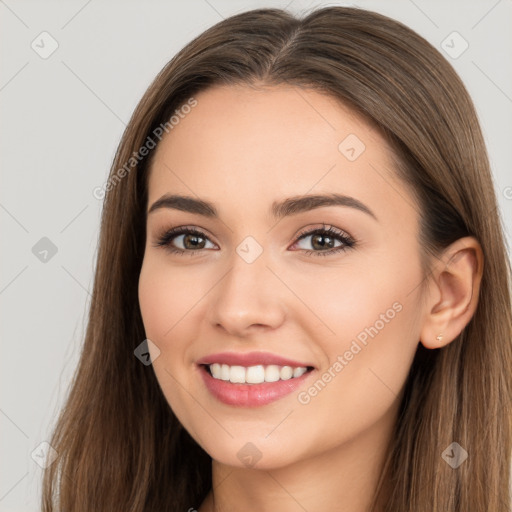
[207,249,287,338]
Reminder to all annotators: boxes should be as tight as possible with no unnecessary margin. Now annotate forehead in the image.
[146,84,416,226]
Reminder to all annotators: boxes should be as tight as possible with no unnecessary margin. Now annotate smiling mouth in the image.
[201,363,315,384]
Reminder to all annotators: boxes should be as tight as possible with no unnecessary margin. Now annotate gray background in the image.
[1,0,511,510]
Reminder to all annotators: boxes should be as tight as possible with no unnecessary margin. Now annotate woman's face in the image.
[138,84,427,469]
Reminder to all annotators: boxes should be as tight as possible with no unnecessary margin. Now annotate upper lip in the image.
[196,351,315,368]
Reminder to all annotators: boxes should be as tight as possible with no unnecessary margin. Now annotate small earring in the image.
[436,333,443,342]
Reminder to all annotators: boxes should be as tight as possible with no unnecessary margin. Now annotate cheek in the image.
[138,256,206,343]
[259,296,418,467]
[138,259,203,435]
[138,273,170,345]
[281,247,422,408]
[137,259,197,401]
[278,249,419,354]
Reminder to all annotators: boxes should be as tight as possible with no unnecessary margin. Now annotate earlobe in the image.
[419,237,484,350]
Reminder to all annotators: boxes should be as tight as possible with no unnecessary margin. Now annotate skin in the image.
[138,83,483,512]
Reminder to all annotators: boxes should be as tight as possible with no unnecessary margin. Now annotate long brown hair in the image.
[42,6,512,511]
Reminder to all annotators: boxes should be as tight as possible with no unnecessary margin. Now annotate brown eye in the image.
[153,227,216,255]
[292,225,355,257]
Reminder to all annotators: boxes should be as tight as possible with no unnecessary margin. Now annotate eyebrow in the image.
[148,193,377,221]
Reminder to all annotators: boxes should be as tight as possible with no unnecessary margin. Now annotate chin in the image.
[193,429,309,471]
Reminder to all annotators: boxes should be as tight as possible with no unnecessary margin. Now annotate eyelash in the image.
[153,224,355,257]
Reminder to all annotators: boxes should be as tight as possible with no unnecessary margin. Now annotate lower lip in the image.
[198,365,314,407]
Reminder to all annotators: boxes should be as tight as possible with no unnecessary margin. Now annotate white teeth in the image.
[210,363,222,379]
[246,365,265,384]
[280,366,293,380]
[293,367,307,378]
[229,365,246,383]
[220,364,230,381]
[207,363,310,384]
[265,365,281,382]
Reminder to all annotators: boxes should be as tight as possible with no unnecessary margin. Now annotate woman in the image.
[42,6,512,511]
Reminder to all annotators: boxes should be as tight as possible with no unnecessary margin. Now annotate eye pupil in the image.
[312,234,335,250]
[183,234,205,250]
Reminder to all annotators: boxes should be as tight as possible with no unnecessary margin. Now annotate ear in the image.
[420,236,484,349]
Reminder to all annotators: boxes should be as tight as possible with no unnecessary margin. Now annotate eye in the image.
[290,224,355,257]
[153,226,216,255]
[153,224,355,257]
